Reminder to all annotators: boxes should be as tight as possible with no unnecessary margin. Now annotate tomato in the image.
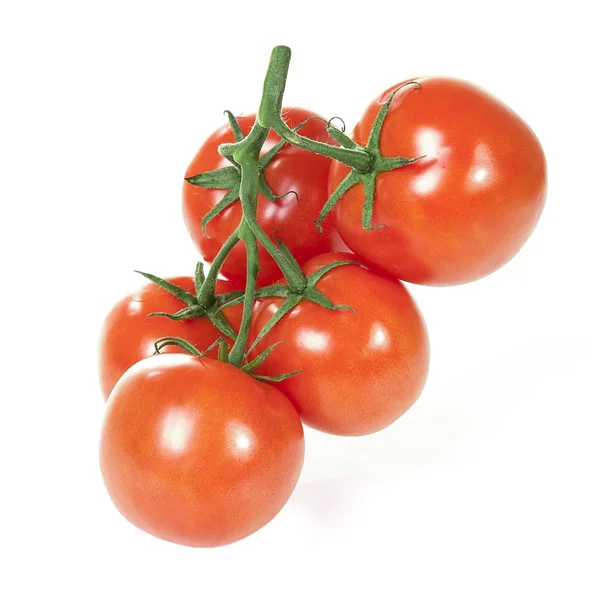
[249,253,429,436]
[98,277,241,401]
[183,107,338,286]
[331,77,547,286]
[100,354,304,547]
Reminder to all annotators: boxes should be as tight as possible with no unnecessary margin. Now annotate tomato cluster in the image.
[98,47,546,548]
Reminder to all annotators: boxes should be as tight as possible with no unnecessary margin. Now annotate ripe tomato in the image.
[183,107,337,286]
[331,78,547,286]
[249,253,429,436]
[98,277,241,401]
[100,354,304,547]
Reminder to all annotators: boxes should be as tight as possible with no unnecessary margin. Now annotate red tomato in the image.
[331,78,547,286]
[249,253,429,436]
[98,277,241,401]
[100,354,304,547]
[183,107,338,286]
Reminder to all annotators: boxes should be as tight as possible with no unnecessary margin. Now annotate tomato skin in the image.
[249,253,429,436]
[331,77,547,286]
[183,107,337,286]
[100,354,304,547]
[98,277,241,401]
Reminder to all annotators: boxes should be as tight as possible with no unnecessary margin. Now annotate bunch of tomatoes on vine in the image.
[98,46,547,547]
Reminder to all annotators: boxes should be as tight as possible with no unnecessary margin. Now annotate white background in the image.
[1,1,598,587]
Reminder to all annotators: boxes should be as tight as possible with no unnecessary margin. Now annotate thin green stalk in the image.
[227,121,269,366]
[229,229,259,366]
[244,215,306,292]
[257,46,373,173]
[174,45,380,370]
[196,231,240,308]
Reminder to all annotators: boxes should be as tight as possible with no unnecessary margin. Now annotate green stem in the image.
[197,231,240,309]
[227,121,268,366]
[257,46,373,173]
[221,52,309,292]
[188,45,354,369]
[157,44,421,378]
[244,215,306,292]
[270,117,373,172]
[229,227,259,366]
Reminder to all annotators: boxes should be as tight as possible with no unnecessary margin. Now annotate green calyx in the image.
[135,263,240,340]
[258,46,424,231]
[315,83,424,232]
[220,259,361,356]
[154,336,300,383]
[185,114,320,238]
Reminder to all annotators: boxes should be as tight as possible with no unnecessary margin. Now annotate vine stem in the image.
[197,48,313,365]
[161,44,422,372]
[228,228,258,365]
[196,231,240,309]
[226,122,269,366]
[244,215,306,292]
[256,46,374,173]
[185,45,378,366]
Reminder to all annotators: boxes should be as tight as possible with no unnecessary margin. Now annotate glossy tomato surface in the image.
[331,78,547,286]
[250,253,430,436]
[183,107,337,286]
[98,277,241,400]
[100,354,304,547]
